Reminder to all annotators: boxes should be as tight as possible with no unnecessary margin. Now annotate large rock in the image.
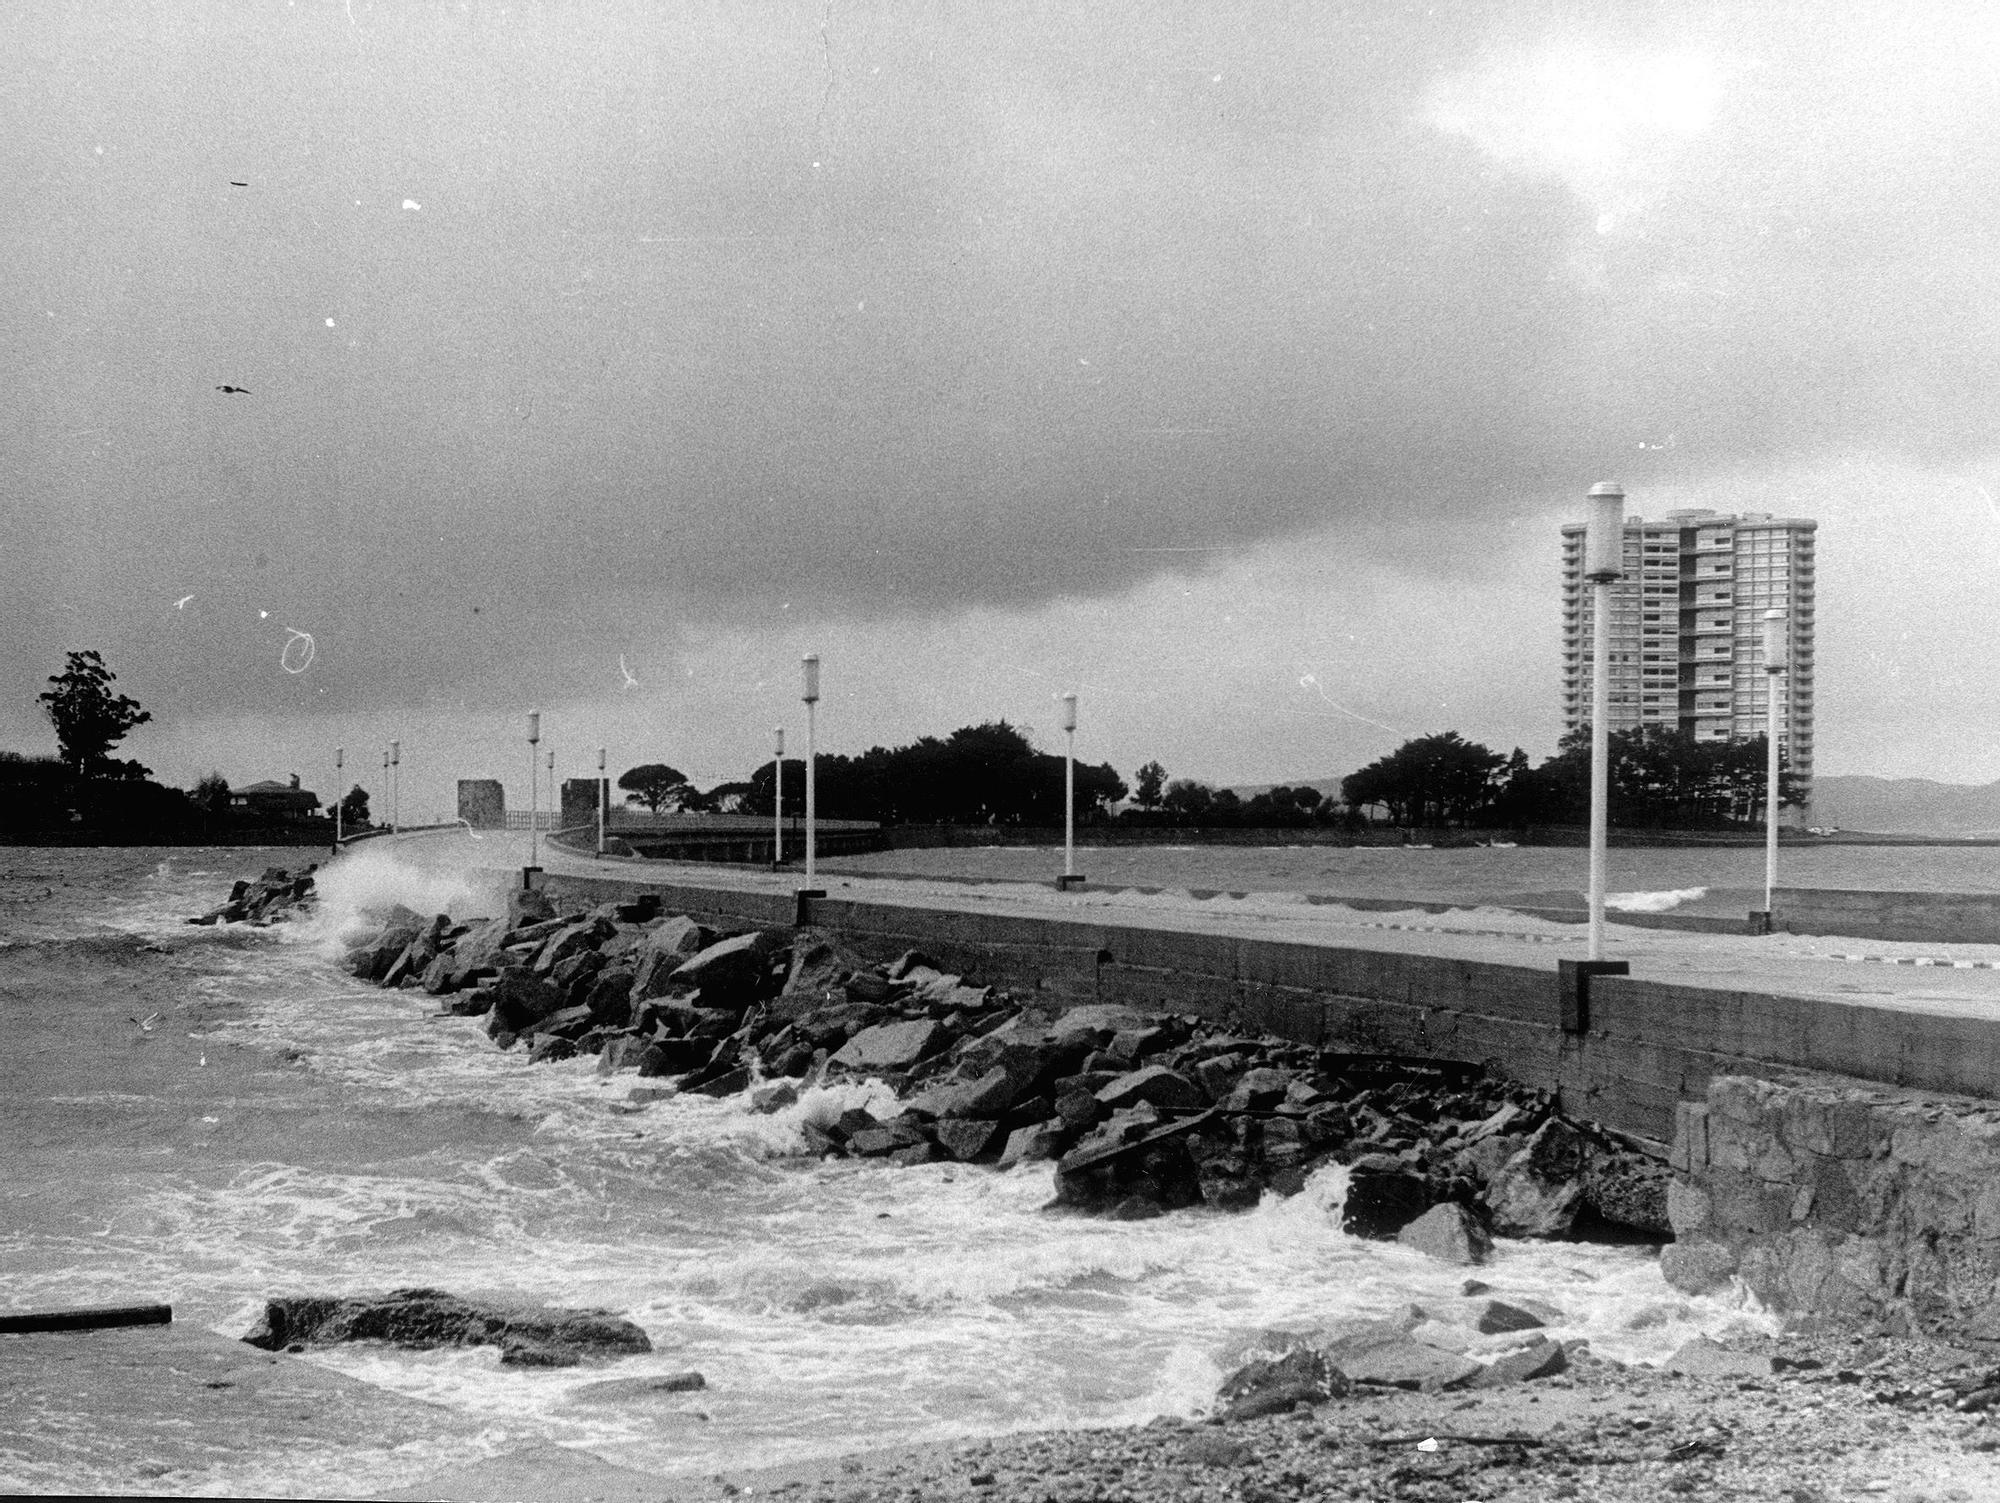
[240,1288,650,1368]
[581,967,638,1026]
[626,917,710,1003]
[1046,1004,1146,1044]
[996,1122,1064,1168]
[775,939,854,1014]
[899,965,988,1009]
[1096,1065,1204,1114]
[1466,1299,1546,1335]
[1330,1336,1482,1392]
[1468,1336,1568,1388]
[508,889,557,926]
[1395,1203,1492,1266]
[381,915,450,988]
[934,1119,1000,1162]
[913,1066,1020,1120]
[1664,1335,1777,1380]
[1582,1141,1672,1238]
[534,917,613,976]
[523,1003,593,1041]
[1341,1160,1434,1240]
[1217,1347,1350,1422]
[657,930,786,1011]
[487,973,567,1033]
[831,1020,949,1073]
[1222,1068,1293,1113]
[428,917,511,992]
[1485,1119,1588,1238]
[914,1040,1052,1119]
[345,906,424,981]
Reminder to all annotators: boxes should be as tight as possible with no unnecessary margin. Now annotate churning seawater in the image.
[1,846,1771,1495]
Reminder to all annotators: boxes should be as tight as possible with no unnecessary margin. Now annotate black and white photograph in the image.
[8,3,2000,1499]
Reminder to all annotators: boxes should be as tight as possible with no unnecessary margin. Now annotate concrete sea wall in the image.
[468,868,2000,1151]
[1775,886,2000,946]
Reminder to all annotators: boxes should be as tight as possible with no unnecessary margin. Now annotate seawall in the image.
[459,866,2000,1151]
[1773,886,2000,945]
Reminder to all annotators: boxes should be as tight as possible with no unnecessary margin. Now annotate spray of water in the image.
[1605,886,1706,913]
[299,840,492,950]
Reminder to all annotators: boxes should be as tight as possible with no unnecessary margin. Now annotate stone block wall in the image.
[561,778,607,832]
[1663,1073,2000,1334]
[456,779,505,829]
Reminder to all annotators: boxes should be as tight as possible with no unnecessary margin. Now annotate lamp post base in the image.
[1748,909,1774,936]
[521,866,543,891]
[1055,874,1087,891]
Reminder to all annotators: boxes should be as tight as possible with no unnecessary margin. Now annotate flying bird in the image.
[216,384,250,394]
[229,180,248,187]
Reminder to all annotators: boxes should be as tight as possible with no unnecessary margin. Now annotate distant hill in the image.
[1808,774,2000,836]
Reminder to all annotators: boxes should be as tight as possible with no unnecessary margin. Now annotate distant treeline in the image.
[634,720,1804,834]
[1332,726,1806,831]
[729,722,1128,826]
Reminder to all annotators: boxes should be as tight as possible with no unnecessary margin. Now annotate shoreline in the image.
[367,1325,2000,1501]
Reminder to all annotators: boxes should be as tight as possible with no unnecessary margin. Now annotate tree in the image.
[1133,761,1167,811]
[619,763,692,814]
[1162,778,1214,823]
[702,780,758,815]
[39,650,151,776]
[1340,732,1508,828]
[1075,761,1129,822]
[340,785,371,826]
[191,771,230,816]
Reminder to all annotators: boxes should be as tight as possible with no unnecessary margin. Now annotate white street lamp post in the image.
[333,746,343,848]
[389,739,400,835]
[1584,481,1626,962]
[1061,692,1078,886]
[597,747,607,856]
[1763,609,1789,922]
[802,655,820,888]
[547,749,556,833]
[527,711,541,869]
[771,727,785,869]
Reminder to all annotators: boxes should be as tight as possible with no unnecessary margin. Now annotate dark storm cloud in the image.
[4,1,1998,721]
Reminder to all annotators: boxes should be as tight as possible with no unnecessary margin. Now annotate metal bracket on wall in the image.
[1557,958,1628,1034]
[793,888,825,928]
[521,865,543,891]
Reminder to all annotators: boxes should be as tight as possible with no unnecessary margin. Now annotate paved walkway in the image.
[365,828,2000,1021]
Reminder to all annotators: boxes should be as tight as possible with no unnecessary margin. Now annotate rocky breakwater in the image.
[333,888,1670,1251]
[187,865,316,926]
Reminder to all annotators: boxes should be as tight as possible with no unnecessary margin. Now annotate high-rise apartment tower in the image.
[1560,508,1815,787]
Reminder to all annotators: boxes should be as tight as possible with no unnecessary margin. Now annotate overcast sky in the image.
[7,1,2000,819]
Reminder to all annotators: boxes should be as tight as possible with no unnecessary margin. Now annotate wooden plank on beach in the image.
[0,1302,172,1334]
